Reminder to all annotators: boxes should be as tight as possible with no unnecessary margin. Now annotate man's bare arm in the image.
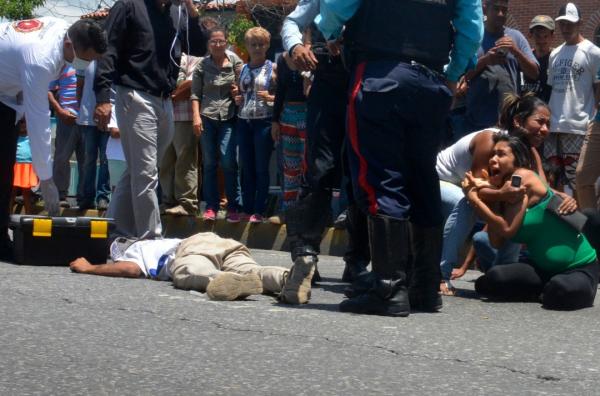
[69,257,142,278]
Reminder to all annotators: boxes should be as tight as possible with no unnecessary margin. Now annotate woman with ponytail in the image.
[436,92,576,295]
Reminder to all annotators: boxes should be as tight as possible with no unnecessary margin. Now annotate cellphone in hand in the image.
[510,174,522,188]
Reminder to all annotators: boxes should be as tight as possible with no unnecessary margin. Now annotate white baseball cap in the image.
[556,3,581,23]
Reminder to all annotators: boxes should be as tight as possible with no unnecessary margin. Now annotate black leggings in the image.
[475,261,599,310]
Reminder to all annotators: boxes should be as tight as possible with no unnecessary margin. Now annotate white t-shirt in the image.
[436,128,502,185]
[111,238,182,281]
[548,39,600,135]
[77,61,96,126]
[0,17,69,180]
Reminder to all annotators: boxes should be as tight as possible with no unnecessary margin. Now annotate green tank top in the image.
[513,189,597,274]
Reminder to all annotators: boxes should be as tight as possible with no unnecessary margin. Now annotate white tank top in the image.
[436,127,503,185]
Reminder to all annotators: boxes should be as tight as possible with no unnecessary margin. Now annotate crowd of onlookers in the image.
[12,11,343,226]
[8,0,600,309]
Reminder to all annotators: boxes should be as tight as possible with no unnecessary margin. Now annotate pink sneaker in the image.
[226,210,241,223]
[249,214,264,224]
[202,208,217,221]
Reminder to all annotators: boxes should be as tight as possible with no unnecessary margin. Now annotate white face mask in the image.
[66,32,91,71]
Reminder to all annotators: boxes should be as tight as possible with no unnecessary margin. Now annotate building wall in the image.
[507,0,600,47]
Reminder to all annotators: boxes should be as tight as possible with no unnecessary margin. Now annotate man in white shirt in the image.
[544,3,600,194]
[69,232,289,301]
[0,17,107,260]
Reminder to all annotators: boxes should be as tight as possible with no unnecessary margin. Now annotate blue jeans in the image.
[472,231,522,273]
[237,118,273,214]
[200,117,241,211]
[80,125,110,204]
[440,181,477,280]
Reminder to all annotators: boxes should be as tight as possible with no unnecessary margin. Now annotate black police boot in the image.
[341,204,370,283]
[339,215,411,317]
[409,224,443,312]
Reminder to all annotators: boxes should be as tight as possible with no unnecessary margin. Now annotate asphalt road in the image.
[1,250,600,395]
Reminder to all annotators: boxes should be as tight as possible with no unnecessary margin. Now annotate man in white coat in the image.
[0,17,107,260]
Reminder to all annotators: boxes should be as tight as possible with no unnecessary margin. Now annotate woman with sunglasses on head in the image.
[234,27,278,223]
[463,134,599,310]
[191,27,244,222]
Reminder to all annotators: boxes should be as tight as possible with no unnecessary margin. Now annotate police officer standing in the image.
[317,0,483,316]
[278,0,371,305]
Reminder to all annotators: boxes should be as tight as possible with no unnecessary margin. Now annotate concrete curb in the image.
[19,207,349,257]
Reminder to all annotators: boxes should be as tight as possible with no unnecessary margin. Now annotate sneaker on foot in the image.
[226,210,241,223]
[206,272,263,300]
[202,208,217,221]
[279,255,316,304]
[249,214,264,224]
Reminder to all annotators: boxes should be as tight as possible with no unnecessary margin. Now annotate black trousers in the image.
[475,261,600,310]
[286,61,370,261]
[0,101,19,245]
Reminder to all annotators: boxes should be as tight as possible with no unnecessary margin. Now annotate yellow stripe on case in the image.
[32,219,52,237]
[90,221,108,239]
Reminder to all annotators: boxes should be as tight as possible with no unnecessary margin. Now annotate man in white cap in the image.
[545,3,600,200]
[0,17,107,260]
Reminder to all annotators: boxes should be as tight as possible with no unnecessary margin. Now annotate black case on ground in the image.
[9,215,115,266]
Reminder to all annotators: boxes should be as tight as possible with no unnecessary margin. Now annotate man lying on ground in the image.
[70,232,289,301]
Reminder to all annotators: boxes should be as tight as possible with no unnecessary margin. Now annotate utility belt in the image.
[346,48,445,76]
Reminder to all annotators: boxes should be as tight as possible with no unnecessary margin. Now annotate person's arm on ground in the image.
[70,257,142,278]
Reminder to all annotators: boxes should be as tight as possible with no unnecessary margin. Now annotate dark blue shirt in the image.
[466,27,537,129]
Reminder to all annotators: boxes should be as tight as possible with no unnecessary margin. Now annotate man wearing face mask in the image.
[94,0,191,239]
[0,17,107,261]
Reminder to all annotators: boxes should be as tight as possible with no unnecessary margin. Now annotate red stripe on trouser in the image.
[347,62,378,215]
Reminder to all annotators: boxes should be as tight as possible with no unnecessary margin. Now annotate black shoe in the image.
[339,278,410,317]
[409,224,444,312]
[410,292,443,312]
[341,260,369,283]
[340,214,412,316]
[59,199,70,208]
[343,270,375,298]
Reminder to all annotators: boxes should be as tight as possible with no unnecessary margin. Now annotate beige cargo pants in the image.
[169,232,287,294]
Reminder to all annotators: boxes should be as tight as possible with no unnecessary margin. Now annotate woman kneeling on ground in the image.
[463,135,599,310]
[437,92,577,295]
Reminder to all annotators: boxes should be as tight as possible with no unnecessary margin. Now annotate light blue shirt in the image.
[281,0,320,52]
[311,0,484,82]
